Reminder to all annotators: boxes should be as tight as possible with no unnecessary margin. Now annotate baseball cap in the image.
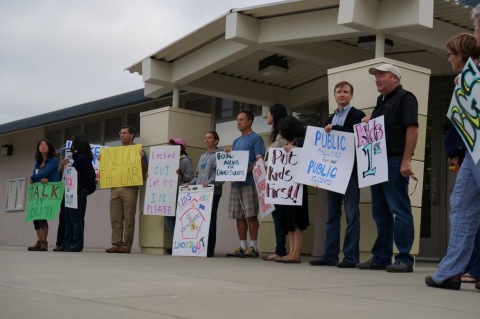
[368,63,401,79]
[169,137,187,149]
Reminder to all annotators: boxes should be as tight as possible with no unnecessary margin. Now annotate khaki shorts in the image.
[228,185,259,219]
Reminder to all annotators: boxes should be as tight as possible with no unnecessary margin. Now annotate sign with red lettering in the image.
[265,148,303,206]
[143,145,180,216]
[448,58,480,164]
[64,167,78,209]
[252,159,275,218]
[353,115,388,188]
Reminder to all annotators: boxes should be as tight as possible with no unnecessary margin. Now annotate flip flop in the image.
[261,254,281,261]
[461,273,476,283]
[276,257,301,263]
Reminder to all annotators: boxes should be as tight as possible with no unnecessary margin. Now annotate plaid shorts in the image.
[228,185,259,219]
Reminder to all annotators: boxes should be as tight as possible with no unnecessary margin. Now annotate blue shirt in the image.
[30,157,60,183]
[331,105,352,127]
[232,131,265,187]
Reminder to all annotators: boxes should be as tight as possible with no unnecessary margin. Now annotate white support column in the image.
[375,32,385,58]
[172,86,180,108]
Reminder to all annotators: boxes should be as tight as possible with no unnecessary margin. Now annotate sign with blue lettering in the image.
[295,126,354,194]
[66,140,105,180]
[172,185,214,257]
[143,145,180,216]
[215,151,249,181]
[353,115,388,188]
[447,58,480,163]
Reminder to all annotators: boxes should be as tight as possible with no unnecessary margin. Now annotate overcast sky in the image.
[0,0,281,125]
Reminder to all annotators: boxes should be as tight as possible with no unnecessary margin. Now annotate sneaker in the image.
[425,275,461,290]
[356,259,389,270]
[386,261,413,273]
[243,246,259,258]
[337,261,356,268]
[309,259,335,266]
[105,245,122,253]
[27,241,41,251]
[226,247,246,258]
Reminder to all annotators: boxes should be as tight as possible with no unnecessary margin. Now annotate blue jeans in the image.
[63,191,87,251]
[207,194,221,257]
[433,152,480,283]
[272,207,287,256]
[321,174,360,265]
[370,157,414,266]
[465,229,480,278]
[165,216,175,233]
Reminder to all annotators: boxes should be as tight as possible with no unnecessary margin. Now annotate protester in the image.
[53,146,67,251]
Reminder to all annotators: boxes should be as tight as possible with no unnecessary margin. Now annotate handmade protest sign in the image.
[353,115,388,188]
[66,140,104,180]
[252,159,275,218]
[64,167,78,209]
[295,126,354,194]
[99,144,143,188]
[265,147,303,205]
[172,185,214,257]
[447,58,480,163]
[215,151,249,181]
[143,145,180,216]
[26,182,65,222]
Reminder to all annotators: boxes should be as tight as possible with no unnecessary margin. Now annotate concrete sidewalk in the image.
[0,246,478,319]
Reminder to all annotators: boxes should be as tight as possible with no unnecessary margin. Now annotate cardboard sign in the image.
[295,126,355,194]
[252,159,275,218]
[143,145,180,216]
[99,144,143,188]
[265,147,303,205]
[354,115,388,188]
[447,58,480,163]
[64,167,78,209]
[172,185,214,257]
[215,151,249,181]
[26,182,65,222]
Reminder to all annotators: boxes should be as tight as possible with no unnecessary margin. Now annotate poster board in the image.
[143,145,180,216]
[64,167,78,209]
[265,147,303,205]
[215,151,249,181]
[295,126,355,194]
[99,144,143,188]
[252,159,275,218]
[353,115,388,188]
[25,182,65,222]
[172,185,214,257]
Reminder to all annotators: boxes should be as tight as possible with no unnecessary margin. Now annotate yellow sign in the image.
[99,144,143,188]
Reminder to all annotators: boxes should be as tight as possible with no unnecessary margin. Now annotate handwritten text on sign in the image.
[172,185,214,257]
[64,167,78,209]
[99,144,143,188]
[265,147,303,205]
[252,159,275,218]
[26,182,65,222]
[66,140,104,180]
[448,58,480,163]
[354,115,388,188]
[143,145,180,216]
[215,151,249,181]
[295,126,354,194]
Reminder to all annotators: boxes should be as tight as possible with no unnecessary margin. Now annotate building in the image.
[0,0,476,260]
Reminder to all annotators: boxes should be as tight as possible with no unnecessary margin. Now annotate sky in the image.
[0,0,281,125]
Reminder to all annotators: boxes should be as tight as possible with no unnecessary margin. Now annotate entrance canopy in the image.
[126,0,474,110]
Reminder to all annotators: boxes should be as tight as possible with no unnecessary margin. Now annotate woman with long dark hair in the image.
[262,104,289,261]
[28,138,59,251]
[60,133,95,252]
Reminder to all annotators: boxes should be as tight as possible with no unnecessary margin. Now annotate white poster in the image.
[252,159,275,218]
[353,116,388,188]
[295,126,355,194]
[172,185,214,257]
[265,147,303,205]
[143,145,180,216]
[64,167,78,209]
[65,140,105,180]
[215,151,249,181]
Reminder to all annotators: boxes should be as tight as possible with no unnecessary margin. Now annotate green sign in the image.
[25,182,65,222]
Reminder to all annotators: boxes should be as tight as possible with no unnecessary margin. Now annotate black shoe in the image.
[309,259,335,266]
[356,259,389,270]
[64,248,82,252]
[337,261,356,268]
[53,245,64,252]
[425,275,461,290]
[386,261,413,273]
[165,248,172,255]
[476,281,480,291]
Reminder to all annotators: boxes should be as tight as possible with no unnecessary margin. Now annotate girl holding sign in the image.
[185,131,224,257]
[28,139,59,252]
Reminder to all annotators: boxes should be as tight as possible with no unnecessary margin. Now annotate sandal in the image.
[261,254,281,261]
[461,273,476,283]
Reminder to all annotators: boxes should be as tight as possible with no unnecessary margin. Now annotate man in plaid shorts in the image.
[225,110,265,258]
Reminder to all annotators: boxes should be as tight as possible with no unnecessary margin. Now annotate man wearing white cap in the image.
[356,64,419,273]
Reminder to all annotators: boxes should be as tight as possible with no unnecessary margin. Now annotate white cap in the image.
[368,63,401,79]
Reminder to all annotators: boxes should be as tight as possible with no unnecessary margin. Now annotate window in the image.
[64,125,81,141]
[46,128,62,149]
[127,111,141,137]
[5,177,27,212]
[215,98,262,121]
[104,116,123,142]
[84,121,101,144]
[184,96,211,114]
